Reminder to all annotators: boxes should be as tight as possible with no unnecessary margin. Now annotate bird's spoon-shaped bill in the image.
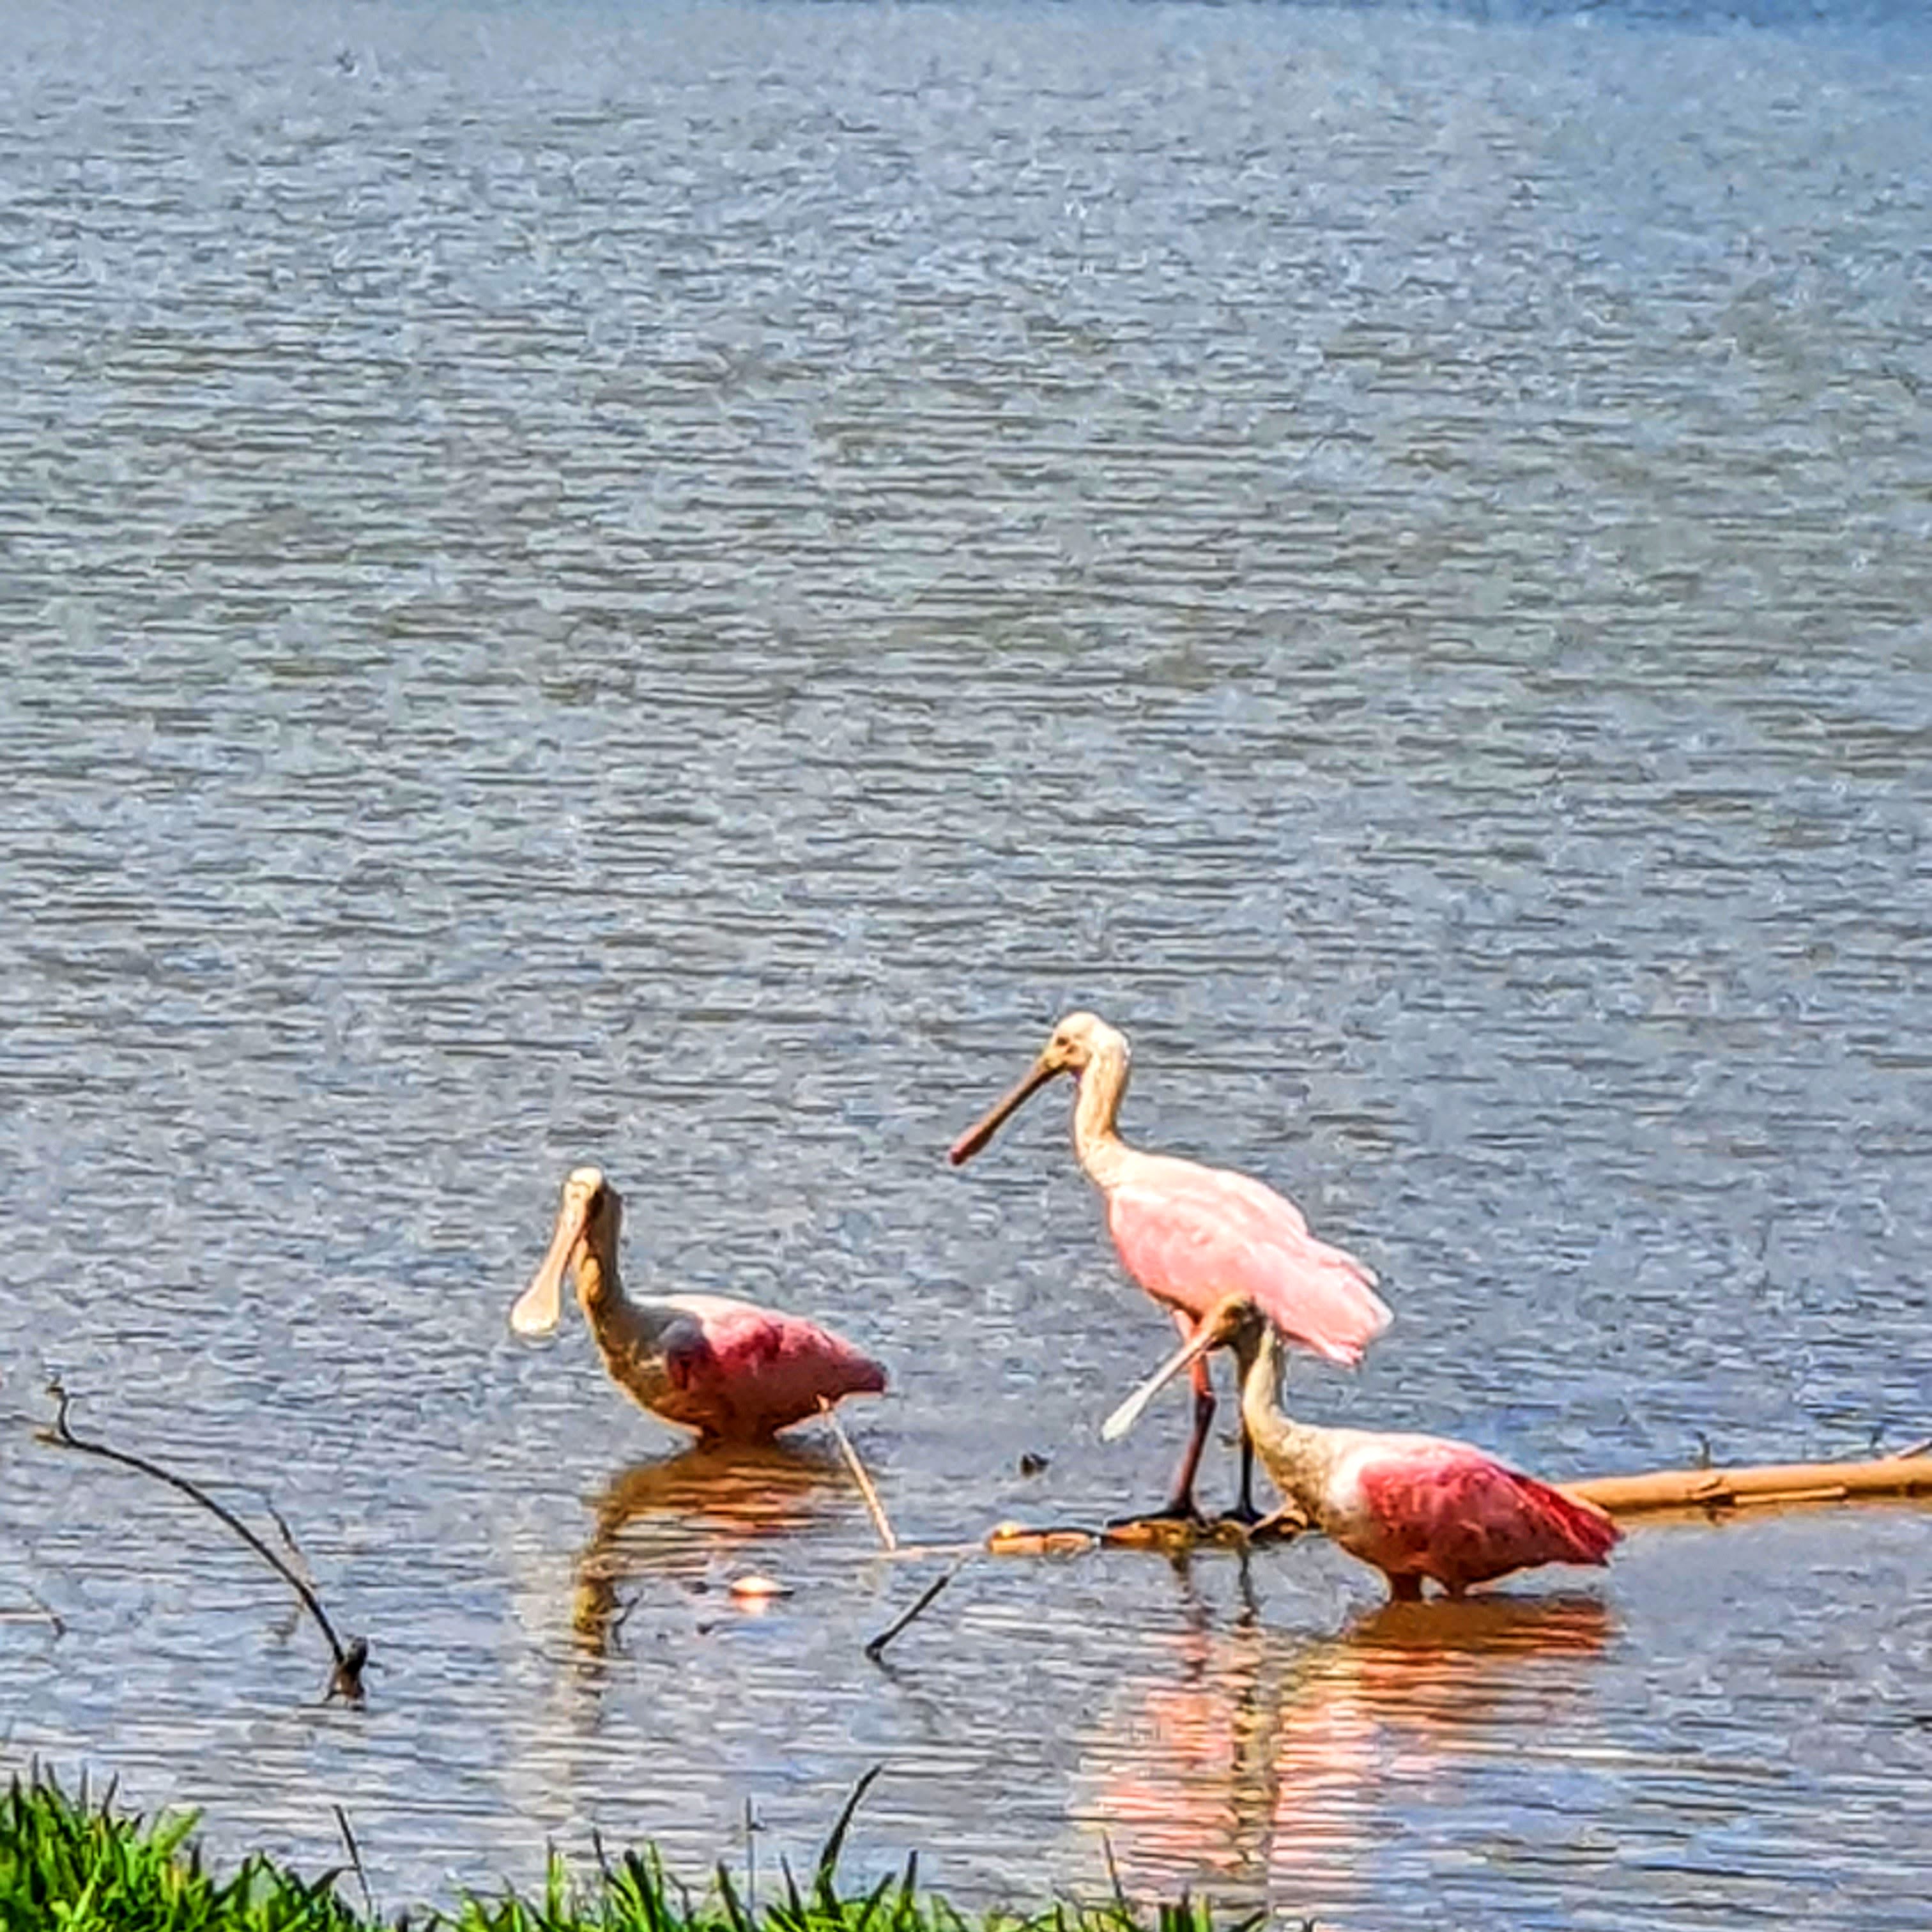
[947,1052,1060,1167]
[1101,1320,1224,1443]
[510,1190,589,1336]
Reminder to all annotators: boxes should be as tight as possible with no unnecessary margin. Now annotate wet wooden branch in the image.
[981,1512,1303,1557]
[35,1379,369,1702]
[979,1450,1932,1554]
[818,1397,897,1553]
[1563,1452,1932,1520]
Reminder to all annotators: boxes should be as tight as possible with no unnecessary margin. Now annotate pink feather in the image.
[1107,1151,1391,1365]
[662,1303,887,1442]
[1346,1440,1621,1595]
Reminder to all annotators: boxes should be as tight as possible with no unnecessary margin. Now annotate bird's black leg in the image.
[1107,1371,1215,1530]
[1156,1380,1216,1521]
[1107,1312,1217,1533]
[1216,1425,1265,1528]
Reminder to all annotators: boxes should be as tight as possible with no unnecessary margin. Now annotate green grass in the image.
[0,1771,1275,1932]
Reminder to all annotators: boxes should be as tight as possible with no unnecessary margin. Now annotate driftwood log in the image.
[1564,1453,1932,1520]
[981,1452,1932,1556]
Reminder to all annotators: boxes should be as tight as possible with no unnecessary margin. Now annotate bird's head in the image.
[510,1166,624,1337]
[947,1011,1130,1166]
[1100,1294,1268,1443]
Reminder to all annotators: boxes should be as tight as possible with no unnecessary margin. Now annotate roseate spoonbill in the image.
[1104,1294,1620,1600]
[949,1011,1390,1523]
[511,1167,886,1444]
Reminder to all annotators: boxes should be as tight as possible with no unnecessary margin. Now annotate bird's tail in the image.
[1288,1239,1394,1367]
[1517,1473,1622,1565]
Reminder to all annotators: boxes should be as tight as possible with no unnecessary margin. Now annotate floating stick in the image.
[818,1397,897,1552]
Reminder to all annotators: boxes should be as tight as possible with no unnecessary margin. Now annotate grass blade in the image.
[813,1764,884,1910]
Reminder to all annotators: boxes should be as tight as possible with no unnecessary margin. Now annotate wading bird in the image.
[1104,1293,1620,1599]
[948,1012,1390,1523]
[511,1167,887,1444]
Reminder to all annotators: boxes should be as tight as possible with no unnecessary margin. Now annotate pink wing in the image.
[1354,1442,1620,1588]
[666,1305,886,1440]
[1105,1152,1390,1364]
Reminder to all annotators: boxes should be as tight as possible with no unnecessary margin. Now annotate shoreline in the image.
[1,1770,1263,1932]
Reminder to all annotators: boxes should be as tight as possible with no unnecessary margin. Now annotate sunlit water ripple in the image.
[3,2,1929,1928]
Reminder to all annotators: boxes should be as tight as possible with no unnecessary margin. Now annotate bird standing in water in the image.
[949,1012,1390,1522]
[510,1167,887,1444]
[1105,1293,1620,1599]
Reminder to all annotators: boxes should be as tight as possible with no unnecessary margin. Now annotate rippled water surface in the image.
[4,1,1931,1926]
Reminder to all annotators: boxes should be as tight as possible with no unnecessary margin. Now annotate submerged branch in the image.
[34,1379,368,1703]
[864,1558,968,1663]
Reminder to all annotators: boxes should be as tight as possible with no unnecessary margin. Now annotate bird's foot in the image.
[1243,1503,1309,1544]
[1100,1501,1283,1552]
[1202,1500,1307,1544]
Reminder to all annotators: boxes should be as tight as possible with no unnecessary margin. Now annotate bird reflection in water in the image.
[572,1440,846,1657]
[1082,1563,1613,1922]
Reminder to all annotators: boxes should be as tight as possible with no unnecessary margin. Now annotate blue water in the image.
[3,3,1929,1928]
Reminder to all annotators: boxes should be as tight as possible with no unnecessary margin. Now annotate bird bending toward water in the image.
[949,1011,1390,1524]
[1105,1293,1620,1600]
[510,1167,887,1444]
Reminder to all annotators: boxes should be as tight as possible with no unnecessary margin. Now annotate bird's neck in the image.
[1237,1327,1332,1505]
[573,1238,681,1392]
[1071,1039,1134,1191]
[574,1239,623,1319]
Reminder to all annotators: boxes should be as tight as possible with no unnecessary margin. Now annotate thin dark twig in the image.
[247,1492,316,1644]
[608,1589,643,1650]
[0,1590,66,1636]
[744,1795,759,1915]
[864,1558,968,1664]
[332,1802,375,1921]
[259,1494,318,1581]
[35,1379,367,1701]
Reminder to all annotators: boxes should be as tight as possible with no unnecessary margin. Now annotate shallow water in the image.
[3,1,1930,1926]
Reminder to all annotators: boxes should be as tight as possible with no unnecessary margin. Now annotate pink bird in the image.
[949,1011,1391,1523]
[1105,1293,1621,1599]
[510,1167,886,1445]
